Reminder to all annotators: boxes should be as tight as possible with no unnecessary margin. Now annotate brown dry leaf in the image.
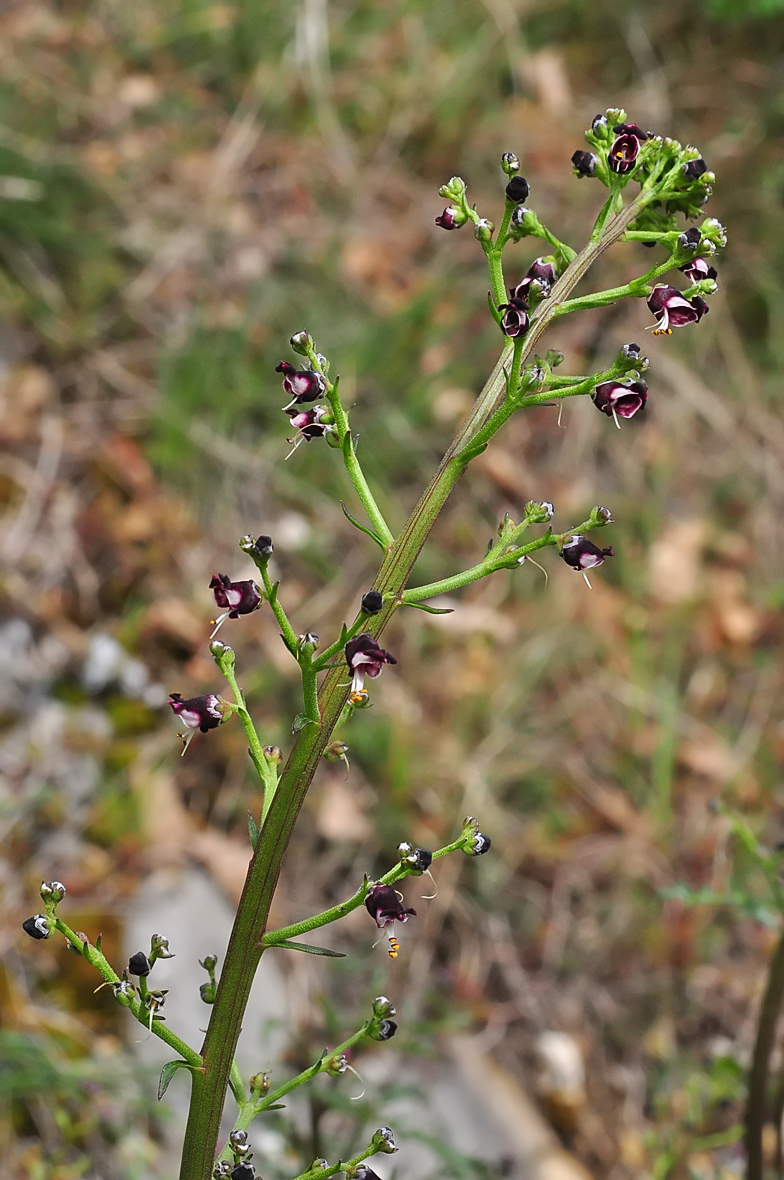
[141,597,204,648]
[678,734,736,782]
[474,446,533,501]
[708,569,762,644]
[648,519,705,604]
[189,829,251,905]
[316,777,372,842]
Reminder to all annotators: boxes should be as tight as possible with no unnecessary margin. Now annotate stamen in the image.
[557,400,564,428]
[285,435,306,460]
[526,556,549,585]
[582,571,593,589]
[421,868,438,900]
[179,731,197,757]
[345,1062,366,1101]
[612,408,621,430]
[209,612,230,640]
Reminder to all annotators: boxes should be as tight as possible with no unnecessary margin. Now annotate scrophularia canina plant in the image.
[22,109,725,1180]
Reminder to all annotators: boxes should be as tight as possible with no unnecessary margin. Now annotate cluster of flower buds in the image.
[459,816,492,857]
[345,633,397,704]
[434,176,470,231]
[199,953,218,1004]
[369,994,398,1041]
[22,879,69,941]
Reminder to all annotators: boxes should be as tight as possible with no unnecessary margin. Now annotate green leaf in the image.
[247,810,260,851]
[292,713,317,734]
[340,501,385,551]
[404,601,454,615]
[158,1059,195,1101]
[487,290,502,326]
[266,1103,286,1110]
[271,939,346,958]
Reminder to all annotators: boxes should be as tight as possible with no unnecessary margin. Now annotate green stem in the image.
[54,919,202,1069]
[221,662,277,797]
[485,244,507,309]
[401,532,556,604]
[555,256,677,316]
[259,566,300,655]
[292,1143,380,1180]
[301,663,321,726]
[340,433,394,548]
[746,924,784,1180]
[229,1060,246,1106]
[177,185,652,1180]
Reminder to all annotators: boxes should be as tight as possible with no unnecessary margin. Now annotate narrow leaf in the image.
[273,938,347,958]
[404,601,454,615]
[487,290,502,326]
[158,1059,193,1101]
[247,810,260,851]
[266,1103,286,1110]
[340,501,385,551]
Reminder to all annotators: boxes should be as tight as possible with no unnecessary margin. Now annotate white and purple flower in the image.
[608,122,650,175]
[592,378,648,424]
[209,574,262,639]
[275,360,325,408]
[168,693,229,754]
[679,256,717,283]
[345,633,397,702]
[560,535,614,587]
[646,284,709,334]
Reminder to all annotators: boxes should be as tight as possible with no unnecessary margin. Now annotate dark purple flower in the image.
[571,149,598,177]
[608,123,649,175]
[210,574,262,620]
[560,535,614,572]
[275,360,325,406]
[510,258,558,304]
[497,295,529,338]
[678,227,702,252]
[505,174,530,203]
[365,883,416,929]
[230,1165,255,1180]
[286,404,331,440]
[128,951,151,977]
[354,1169,383,1180]
[168,693,225,733]
[345,632,397,697]
[682,157,707,181]
[361,589,383,615]
[679,256,717,283]
[435,207,461,230]
[375,1019,397,1041]
[470,833,492,855]
[647,284,709,334]
[22,914,50,940]
[592,378,648,421]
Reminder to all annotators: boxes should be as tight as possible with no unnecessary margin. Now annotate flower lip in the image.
[592,378,648,420]
[275,361,326,405]
[168,693,224,733]
[210,574,262,617]
[505,174,530,203]
[365,883,416,929]
[560,535,614,571]
[286,405,331,439]
[345,633,397,696]
[612,122,650,140]
[608,131,643,174]
[497,296,530,338]
[647,284,709,333]
[679,256,717,283]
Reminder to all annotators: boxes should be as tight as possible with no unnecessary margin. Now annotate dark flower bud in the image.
[113,978,136,1007]
[375,1019,398,1041]
[289,330,313,356]
[230,1130,250,1150]
[372,995,396,1019]
[560,535,614,572]
[621,342,642,359]
[498,296,529,339]
[679,256,717,283]
[276,360,326,406]
[591,113,610,134]
[592,378,648,421]
[361,589,384,615]
[251,535,274,559]
[505,174,530,203]
[230,1165,255,1180]
[210,575,262,619]
[509,205,536,236]
[682,157,707,181]
[353,1169,382,1180]
[678,227,702,252]
[470,833,492,855]
[168,693,229,734]
[474,218,494,243]
[365,883,416,929]
[298,632,320,654]
[128,951,151,977]
[22,914,50,940]
[647,285,709,333]
[345,633,397,700]
[501,152,520,176]
[397,843,433,873]
[435,206,462,230]
[213,1163,232,1179]
[372,1126,398,1154]
[150,933,174,960]
[571,150,598,177]
[40,880,66,904]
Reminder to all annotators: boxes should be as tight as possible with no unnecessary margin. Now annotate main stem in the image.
[746,925,784,1180]
[177,190,648,1180]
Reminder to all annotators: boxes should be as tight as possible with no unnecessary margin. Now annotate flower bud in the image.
[682,158,707,182]
[460,816,492,856]
[113,978,136,1007]
[150,933,174,960]
[435,207,463,231]
[372,995,396,1019]
[263,745,282,766]
[571,150,598,177]
[353,1168,382,1180]
[230,1165,255,1180]
[249,1071,270,1096]
[678,227,701,252]
[22,914,51,940]
[290,330,313,356]
[213,1163,232,1179]
[525,500,554,524]
[229,1129,250,1154]
[509,205,537,236]
[128,951,151,977]
[700,217,727,249]
[40,880,66,905]
[469,832,492,855]
[374,1019,398,1041]
[591,505,614,526]
[308,1162,329,1175]
[371,1126,398,1154]
[397,843,433,873]
[438,176,467,201]
[323,1052,348,1077]
[474,218,494,243]
[590,113,611,138]
[209,639,232,660]
[360,589,384,615]
[504,174,529,203]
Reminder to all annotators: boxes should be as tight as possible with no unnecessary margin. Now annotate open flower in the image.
[592,378,648,421]
[345,633,397,700]
[209,575,261,638]
[509,257,558,304]
[275,360,325,407]
[497,294,529,338]
[365,883,416,929]
[286,405,331,439]
[435,206,463,230]
[169,693,230,753]
[679,256,717,283]
[560,536,614,582]
[646,285,709,334]
[608,122,649,174]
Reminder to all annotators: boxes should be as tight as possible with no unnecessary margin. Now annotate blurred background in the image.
[2,0,784,1177]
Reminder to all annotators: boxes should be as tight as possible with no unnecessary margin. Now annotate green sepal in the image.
[340,501,385,551]
[292,713,318,735]
[270,939,347,958]
[158,1059,198,1101]
[404,601,454,615]
[247,811,260,851]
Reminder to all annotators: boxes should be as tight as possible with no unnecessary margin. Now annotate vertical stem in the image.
[746,925,784,1180]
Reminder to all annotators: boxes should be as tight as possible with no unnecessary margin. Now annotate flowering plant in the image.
[22,110,725,1180]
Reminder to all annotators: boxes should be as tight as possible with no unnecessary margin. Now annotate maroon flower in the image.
[510,257,558,304]
[571,149,598,177]
[647,285,709,334]
[435,207,461,230]
[286,405,331,440]
[682,158,707,181]
[365,883,416,929]
[210,575,261,618]
[345,632,397,699]
[22,914,51,940]
[592,378,648,421]
[679,256,717,283]
[275,360,325,407]
[678,227,702,252]
[505,174,530,203]
[497,294,529,338]
[608,123,649,175]
[169,693,225,733]
[560,535,614,574]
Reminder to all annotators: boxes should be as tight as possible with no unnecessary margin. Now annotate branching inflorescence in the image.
[22,110,725,1180]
